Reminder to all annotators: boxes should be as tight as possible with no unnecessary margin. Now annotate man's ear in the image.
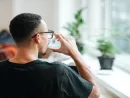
[34,34,41,43]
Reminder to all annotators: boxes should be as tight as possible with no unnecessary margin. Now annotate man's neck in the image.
[9,47,38,64]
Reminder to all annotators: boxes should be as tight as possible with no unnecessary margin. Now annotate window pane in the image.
[112,0,130,53]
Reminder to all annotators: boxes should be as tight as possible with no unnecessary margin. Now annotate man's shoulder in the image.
[37,60,69,76]
[37,60,68,71]
[51,61,68,71]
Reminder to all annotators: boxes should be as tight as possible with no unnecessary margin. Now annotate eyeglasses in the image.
[31,30,54,39]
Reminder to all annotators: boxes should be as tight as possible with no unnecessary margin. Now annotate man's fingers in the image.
[60,34,67,39]
[54,34,66,43]
[54,34,75,45]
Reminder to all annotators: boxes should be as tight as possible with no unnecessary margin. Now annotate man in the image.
[0,13,100,98]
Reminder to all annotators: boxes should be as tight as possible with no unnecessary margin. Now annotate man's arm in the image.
[50,34,100,98]
[70,52,100,98]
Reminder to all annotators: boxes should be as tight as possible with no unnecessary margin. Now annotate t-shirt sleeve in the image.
[61,65,93,98]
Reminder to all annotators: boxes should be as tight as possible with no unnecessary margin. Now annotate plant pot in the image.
[98,56,115,70]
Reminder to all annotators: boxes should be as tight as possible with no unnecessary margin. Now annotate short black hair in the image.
[9,13,42,43]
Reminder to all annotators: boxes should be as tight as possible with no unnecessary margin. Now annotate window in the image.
[111,0,130,54]
[99,0,130,72]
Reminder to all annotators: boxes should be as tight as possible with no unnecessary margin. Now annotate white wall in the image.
[0,0,59,30]
[12,0,59,31]
[0,0,13,29]
[0,0,84,34]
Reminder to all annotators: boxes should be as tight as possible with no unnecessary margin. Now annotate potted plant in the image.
[97,39,115,70]
[64,8,85,54]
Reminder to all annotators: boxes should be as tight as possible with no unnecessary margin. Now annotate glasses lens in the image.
[48,33,53,39]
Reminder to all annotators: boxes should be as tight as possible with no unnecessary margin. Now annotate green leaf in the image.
[63,8,86,53]
[97,39,115,57]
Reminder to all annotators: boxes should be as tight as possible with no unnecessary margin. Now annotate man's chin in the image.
[38,52,46,57]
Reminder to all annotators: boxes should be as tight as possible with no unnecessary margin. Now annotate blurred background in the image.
[0,0,130,98]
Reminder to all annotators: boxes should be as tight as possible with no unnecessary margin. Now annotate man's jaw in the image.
[38,52,46,57]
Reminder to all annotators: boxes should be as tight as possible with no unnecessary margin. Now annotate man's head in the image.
[9,13,50,55]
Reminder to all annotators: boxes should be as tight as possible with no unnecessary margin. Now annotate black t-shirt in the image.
[0,59,93,98]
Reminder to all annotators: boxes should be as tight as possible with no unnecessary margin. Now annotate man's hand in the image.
[49,34,81,57]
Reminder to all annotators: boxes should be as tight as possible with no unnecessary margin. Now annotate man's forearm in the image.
[70,52,100,98]
[70,52,98,86]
